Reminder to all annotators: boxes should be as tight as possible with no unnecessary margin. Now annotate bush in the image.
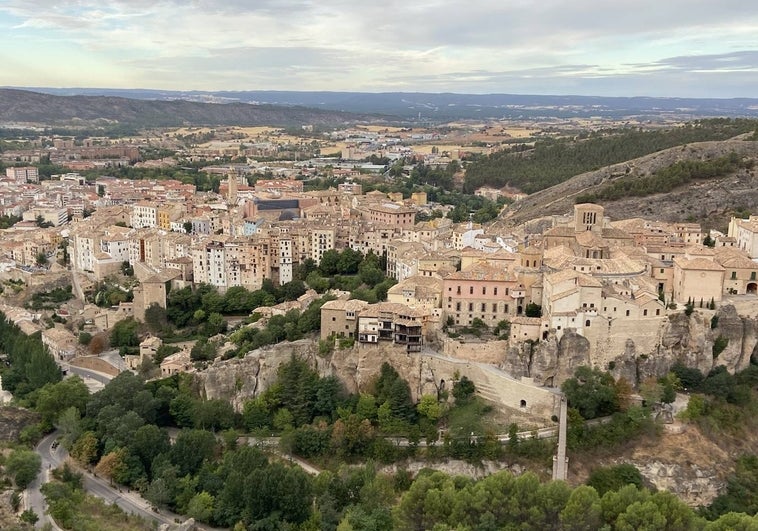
[587,464,644,495]
[78,332,92,345]
[713,335,729,358]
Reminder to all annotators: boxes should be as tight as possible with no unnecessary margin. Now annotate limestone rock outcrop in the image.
[506,305,758,387]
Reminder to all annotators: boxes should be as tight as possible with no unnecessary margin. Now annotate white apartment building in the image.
[131,203,158,229]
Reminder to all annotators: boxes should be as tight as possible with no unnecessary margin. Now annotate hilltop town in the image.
[2,124,757,389]
[2,118,758,529]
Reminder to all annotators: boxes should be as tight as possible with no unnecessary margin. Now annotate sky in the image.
[1,0,758,98]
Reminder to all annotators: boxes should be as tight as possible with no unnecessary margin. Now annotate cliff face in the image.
[508,305,757,387]
[197,342,473,410]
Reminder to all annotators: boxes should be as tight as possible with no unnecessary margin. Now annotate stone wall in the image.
[440,336,508,364]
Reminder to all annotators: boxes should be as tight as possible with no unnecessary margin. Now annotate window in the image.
[752,272,757,281]
[585,320,590,327]
[643,309,648,316]
[469,286,474,294]
[732,271,737,280]
[482,287,486,295]
[492,303,497,312]
[481,303,486,312]
[468,303,473,311]
[660,269,664,274]
[456,302,461,311]
[626,310,630,316]
[494,287,498,296]
[656,309,660,316]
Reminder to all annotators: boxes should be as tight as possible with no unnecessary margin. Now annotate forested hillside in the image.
[464,119,758,194]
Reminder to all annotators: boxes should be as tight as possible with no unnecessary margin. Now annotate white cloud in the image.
[1,0,758,95]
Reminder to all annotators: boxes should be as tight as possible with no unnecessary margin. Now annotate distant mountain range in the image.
[0,88,363,129]
[11,87,758,121]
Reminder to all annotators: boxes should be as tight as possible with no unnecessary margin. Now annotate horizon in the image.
[1,1,757,98]
[5,86,758,102]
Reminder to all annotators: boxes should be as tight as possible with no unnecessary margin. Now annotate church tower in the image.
[227,173,238,205]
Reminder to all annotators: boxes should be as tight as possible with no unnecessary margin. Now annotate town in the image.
[2,119,758,530]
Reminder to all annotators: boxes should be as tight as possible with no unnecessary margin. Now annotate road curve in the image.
[30,430,181,529]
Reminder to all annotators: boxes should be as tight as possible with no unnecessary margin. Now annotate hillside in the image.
[0,88,363,128]
[496,139,758,230]
[25,87,758,120]
[464,120,758,194]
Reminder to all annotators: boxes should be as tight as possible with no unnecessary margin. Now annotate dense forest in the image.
[463,119,758,194]
[17,359,758,530]
[0,315,62,400]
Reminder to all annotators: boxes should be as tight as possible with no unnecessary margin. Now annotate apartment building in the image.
[131,202,158,229]
[5,166,39,184]
[442,262,519,328]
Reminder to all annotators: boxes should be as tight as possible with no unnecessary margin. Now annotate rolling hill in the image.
[496,138,758,231]
[0,88,363,128]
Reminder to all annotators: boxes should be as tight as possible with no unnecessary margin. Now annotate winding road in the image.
[28,430,180,528]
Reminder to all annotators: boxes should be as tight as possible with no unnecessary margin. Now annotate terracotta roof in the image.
[673,257,725,271]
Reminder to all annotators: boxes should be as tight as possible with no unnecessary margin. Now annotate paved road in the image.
[65,364,113,387]
[79,471,177,527]
[29,430,183,529]
[28,431,65,529]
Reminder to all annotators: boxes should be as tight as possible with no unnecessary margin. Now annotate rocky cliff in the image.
[505,305,758,387]
[195,340,557,423]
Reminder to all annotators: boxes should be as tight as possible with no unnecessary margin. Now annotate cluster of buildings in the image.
[319,203,758,364]
[4,128,758,376]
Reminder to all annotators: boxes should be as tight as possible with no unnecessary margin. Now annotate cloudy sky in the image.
[1,0,757,97]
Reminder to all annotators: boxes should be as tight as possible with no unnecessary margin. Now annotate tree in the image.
[707,454,758,518]
[452,376,476,405]
[36,252,49,267]
[144,303,169,333]
[56,406,83,450]
[374,362,415,422]
[525,303,542,318]
[587,464,644,496]
[561,366,620,419]
[131,424,170,475]
[187,491,215,522]
[20,509,38,525]
[35,376,90,428]
[171,429,216,477]
[5,449,41,489]
[71,431,99,465]
[560,485,603,531]
[417,394,443,421]
[110,317,140,348]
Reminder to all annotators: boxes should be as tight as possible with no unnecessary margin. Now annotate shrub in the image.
[713,335,729,358]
